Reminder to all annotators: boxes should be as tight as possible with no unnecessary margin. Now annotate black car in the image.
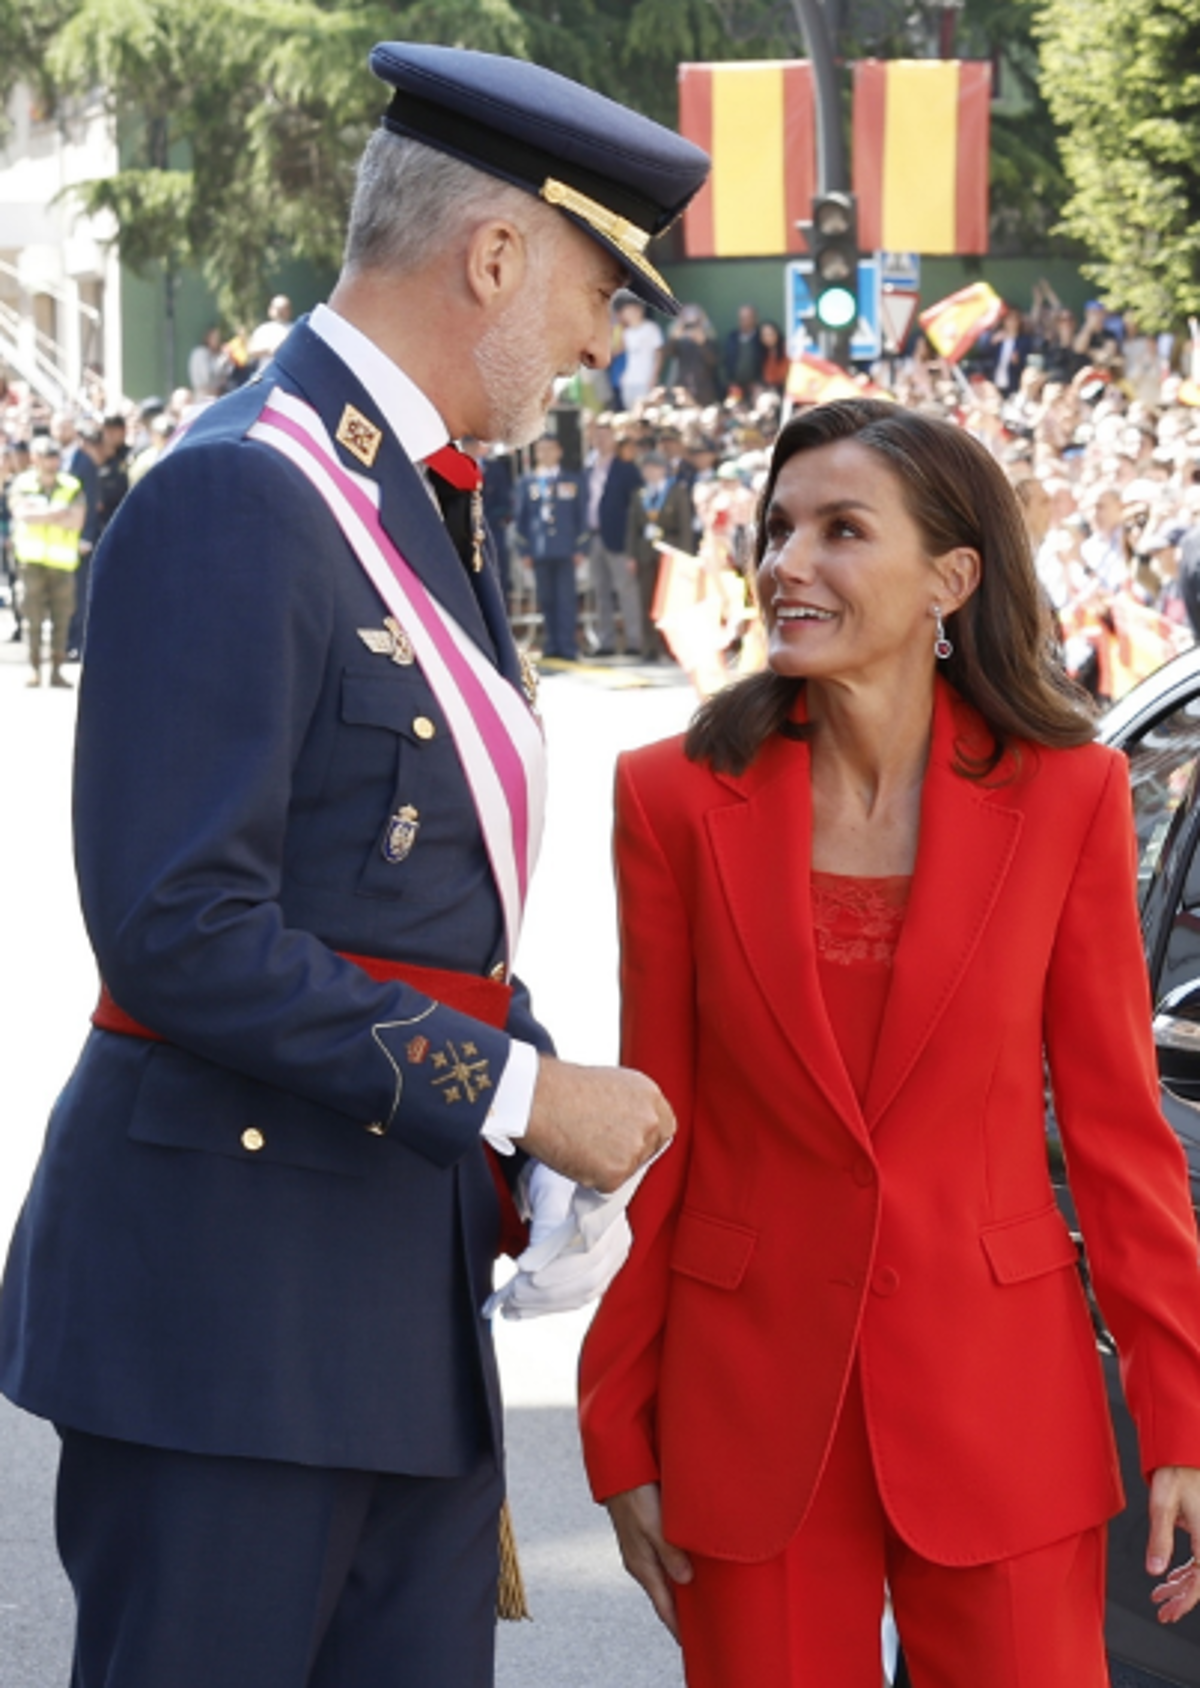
[1062,648,1200,1686]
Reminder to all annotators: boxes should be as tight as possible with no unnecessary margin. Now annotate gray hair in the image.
[344,130,543,276]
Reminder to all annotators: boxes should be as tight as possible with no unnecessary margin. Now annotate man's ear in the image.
[465,219,527,310]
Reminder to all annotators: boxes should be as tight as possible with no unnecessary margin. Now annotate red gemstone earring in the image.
[933,605,953,660]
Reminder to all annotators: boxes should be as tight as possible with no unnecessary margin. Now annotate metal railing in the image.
[0,258,101,323]
[0,259,102,406]
[0,299,70,406]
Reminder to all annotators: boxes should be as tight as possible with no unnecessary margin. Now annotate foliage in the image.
[1038,0,1200,324]
[0,0,80,126]
[25,0,1077,317]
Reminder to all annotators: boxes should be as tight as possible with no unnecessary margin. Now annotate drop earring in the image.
[933,605,953,660]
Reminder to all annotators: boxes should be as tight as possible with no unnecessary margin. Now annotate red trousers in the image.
[675,1367,1110,1688]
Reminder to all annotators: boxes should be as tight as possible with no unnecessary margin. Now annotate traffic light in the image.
[806,191,858,332]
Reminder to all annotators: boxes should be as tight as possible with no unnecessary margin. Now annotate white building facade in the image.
[0,83,123,408]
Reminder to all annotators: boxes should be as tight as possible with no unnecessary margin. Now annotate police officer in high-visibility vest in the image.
[10,434,85,688]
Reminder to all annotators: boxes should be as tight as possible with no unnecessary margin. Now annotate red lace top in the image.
[811,871,912,1106]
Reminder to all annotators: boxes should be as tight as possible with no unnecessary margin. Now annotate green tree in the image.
[0,0,80,127]
[35,0,1074,325]
[1038,0,1200,324]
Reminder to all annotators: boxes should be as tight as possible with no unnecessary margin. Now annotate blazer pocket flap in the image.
[980,1205,1078,1285]
[128,1046,375,1178]
[670,1209,757,1290]
[341,671,438,740]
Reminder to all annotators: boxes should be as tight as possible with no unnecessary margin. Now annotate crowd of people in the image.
[5,282,1200,705]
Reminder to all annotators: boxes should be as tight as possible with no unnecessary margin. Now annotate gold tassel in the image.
[496,1496,531,1621]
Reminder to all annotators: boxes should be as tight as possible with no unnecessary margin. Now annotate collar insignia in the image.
[336,403,382,468]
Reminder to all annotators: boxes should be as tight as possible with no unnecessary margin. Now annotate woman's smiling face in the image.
[757,438,969,686]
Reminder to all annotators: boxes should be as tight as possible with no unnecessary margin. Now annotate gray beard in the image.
[473,276,563,448]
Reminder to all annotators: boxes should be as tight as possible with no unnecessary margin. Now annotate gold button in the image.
[241,1127,265,1153]
[365,1121,386,1137]
[413,716,436,741]
[488,961,507,982]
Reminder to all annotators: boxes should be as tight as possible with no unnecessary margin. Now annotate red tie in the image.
[424,444,483,493]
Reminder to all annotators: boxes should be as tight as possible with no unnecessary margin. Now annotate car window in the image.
[1123,697,1200,908]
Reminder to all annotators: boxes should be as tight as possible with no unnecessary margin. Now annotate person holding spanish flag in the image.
[580,399,1200,1685]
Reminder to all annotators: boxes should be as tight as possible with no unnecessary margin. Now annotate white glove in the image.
[483,1161,648,1321]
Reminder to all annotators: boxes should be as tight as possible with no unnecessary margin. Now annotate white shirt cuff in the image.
[480,1039,538,1155]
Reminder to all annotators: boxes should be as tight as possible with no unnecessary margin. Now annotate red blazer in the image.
[579,681,1200,1567]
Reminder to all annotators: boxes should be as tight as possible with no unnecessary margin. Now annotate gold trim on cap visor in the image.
[540,177,673,300]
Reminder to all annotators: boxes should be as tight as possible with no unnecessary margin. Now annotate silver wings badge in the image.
[357,618,415,666]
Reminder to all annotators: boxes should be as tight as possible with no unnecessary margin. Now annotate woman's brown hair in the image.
[686,399,1095,776]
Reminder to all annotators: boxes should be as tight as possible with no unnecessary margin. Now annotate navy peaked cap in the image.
[369,42,710,316]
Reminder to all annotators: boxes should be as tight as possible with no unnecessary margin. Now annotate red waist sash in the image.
[92,953,528,1258]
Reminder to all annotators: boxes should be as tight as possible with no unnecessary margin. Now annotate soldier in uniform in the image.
[514,433,588,661]
[0,42,707,1688]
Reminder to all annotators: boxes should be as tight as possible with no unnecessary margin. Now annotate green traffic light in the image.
[815,285,857,331]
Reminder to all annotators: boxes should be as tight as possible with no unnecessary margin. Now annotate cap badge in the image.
[336,403,383,468]
[381,804,420,864]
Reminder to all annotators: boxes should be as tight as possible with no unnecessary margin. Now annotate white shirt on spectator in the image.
[620,318,664,408]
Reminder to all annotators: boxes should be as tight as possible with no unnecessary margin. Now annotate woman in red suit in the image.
[579,399,1200,1685]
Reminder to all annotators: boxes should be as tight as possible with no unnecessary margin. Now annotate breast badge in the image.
[357,618,414,665]
[381,805,420,864]
[336,403,382,468]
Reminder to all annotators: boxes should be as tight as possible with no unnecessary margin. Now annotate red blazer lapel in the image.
[706,729,866,1142]
[864,681,1024,1128]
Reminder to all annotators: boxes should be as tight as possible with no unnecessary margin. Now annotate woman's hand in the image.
[1147,1465,1200,1621]
[606,1482,693,1640]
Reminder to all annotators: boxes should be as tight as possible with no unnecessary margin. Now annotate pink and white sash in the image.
[248,386,546,973]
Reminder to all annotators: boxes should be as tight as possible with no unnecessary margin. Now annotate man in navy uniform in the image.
[514,432,587,661]
[0,43,707,1688]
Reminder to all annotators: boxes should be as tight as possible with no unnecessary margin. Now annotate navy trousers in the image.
[56,1428,504,1688]
[533,556,577,659]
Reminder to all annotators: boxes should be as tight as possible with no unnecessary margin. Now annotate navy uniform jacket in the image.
[0,319,550,1477]
[514,469,587,562]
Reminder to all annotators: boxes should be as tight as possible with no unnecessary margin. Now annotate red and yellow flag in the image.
[853,60,990,255]
[785,355,896,406]
[918,282,1003,362]
[678,62,815,258]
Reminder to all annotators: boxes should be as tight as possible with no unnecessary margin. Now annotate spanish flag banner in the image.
[678,61,815,258]
[918,282,1004,362]
[853,60,990,255]
[786,354,864,406]
[786,354,896,406]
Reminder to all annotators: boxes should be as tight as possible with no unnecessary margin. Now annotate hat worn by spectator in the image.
[369,42,709,317]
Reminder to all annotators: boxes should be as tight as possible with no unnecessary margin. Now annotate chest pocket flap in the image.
[341,670,440,740]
